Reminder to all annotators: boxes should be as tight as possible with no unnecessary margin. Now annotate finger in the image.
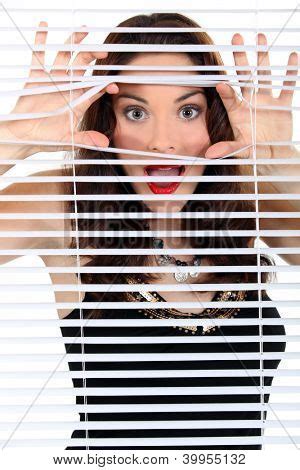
[85,82,119,109]
[231,33,252,98]
[56,130,110,150]
[216,82,243,117]
[279,51,299,103]
[50,28,89,75]
[73,130,110,147]
[204,140,250,159]
[256,33,272,93]
[29,21,48,79]
[69,49,109,76]
[69,82,119,120]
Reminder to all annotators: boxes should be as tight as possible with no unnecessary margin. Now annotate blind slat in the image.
[0,266,298,273]
[1,403,299,413]
[1,194,299,201]
[1,44,298,52]
[0,335,293,343]
[0,386,298,396]
[3,7,300,12]
[1,300,300,310]
[0,282,297,291]
[0,352,297,362]
[0,420,297,431]
[0,157,300,166]
[1,175,300,183]
[0,248,299,255]
[1,26,299,32]
[1,64,298,70]
[2,230,300,238]
[1,369,297,378]
[2,73,299,82]
[0,318,295,326]
[0,212,300,220]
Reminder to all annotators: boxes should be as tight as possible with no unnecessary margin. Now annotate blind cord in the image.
[69,11,89,450]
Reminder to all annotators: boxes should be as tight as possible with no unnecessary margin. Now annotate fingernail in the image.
[109,83,118,92]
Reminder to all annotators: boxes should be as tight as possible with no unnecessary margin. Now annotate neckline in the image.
[62,283,250,321]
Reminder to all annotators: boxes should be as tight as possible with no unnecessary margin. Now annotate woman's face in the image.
[111,53,211,212]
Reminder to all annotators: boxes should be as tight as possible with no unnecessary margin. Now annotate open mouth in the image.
[144,165,185,188]
[143,165,185,194]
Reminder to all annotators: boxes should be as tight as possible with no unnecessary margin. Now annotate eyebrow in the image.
[115,90,205,104]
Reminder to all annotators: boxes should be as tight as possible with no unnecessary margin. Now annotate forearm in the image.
[257,146,300,264]
[258,145,300,211]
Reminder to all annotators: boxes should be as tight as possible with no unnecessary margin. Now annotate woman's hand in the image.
[204,33,298,161]
[1,21,119,157]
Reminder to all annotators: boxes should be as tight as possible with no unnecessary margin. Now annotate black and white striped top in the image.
[60,289,286,451]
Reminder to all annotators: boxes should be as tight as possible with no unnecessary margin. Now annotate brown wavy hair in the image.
[64,12,276,312]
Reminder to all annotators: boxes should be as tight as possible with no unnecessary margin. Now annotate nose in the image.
[146,123,176,154]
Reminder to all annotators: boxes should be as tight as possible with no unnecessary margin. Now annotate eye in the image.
[179,105,201,121]
[123,106,148,121]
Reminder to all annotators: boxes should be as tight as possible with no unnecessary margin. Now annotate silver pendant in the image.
[189,270,199,278]
[189,257,201,278]
[174,271,188,282]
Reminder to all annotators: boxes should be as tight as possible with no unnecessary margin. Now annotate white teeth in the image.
[158,167,177,170]
[143,166,185,188]
[145,166,184,176]
[147,169,179,177]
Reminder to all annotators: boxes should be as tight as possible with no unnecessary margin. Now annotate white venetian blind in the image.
[0,0,299,452]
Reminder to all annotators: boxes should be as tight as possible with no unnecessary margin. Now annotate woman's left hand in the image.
[204,33,299,160]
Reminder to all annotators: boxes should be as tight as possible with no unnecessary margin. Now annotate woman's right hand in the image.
[2,21,119,156]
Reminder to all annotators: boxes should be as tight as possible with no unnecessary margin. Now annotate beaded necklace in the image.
[124,274,247,335]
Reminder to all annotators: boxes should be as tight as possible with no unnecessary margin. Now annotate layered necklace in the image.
[124,274,246,335]
[123,221,247,335]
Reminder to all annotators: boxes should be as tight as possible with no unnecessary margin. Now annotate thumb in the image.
[205,141,247,159]
[72,130,109,148]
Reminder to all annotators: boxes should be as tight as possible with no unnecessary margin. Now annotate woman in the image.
[0,12,298,450]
